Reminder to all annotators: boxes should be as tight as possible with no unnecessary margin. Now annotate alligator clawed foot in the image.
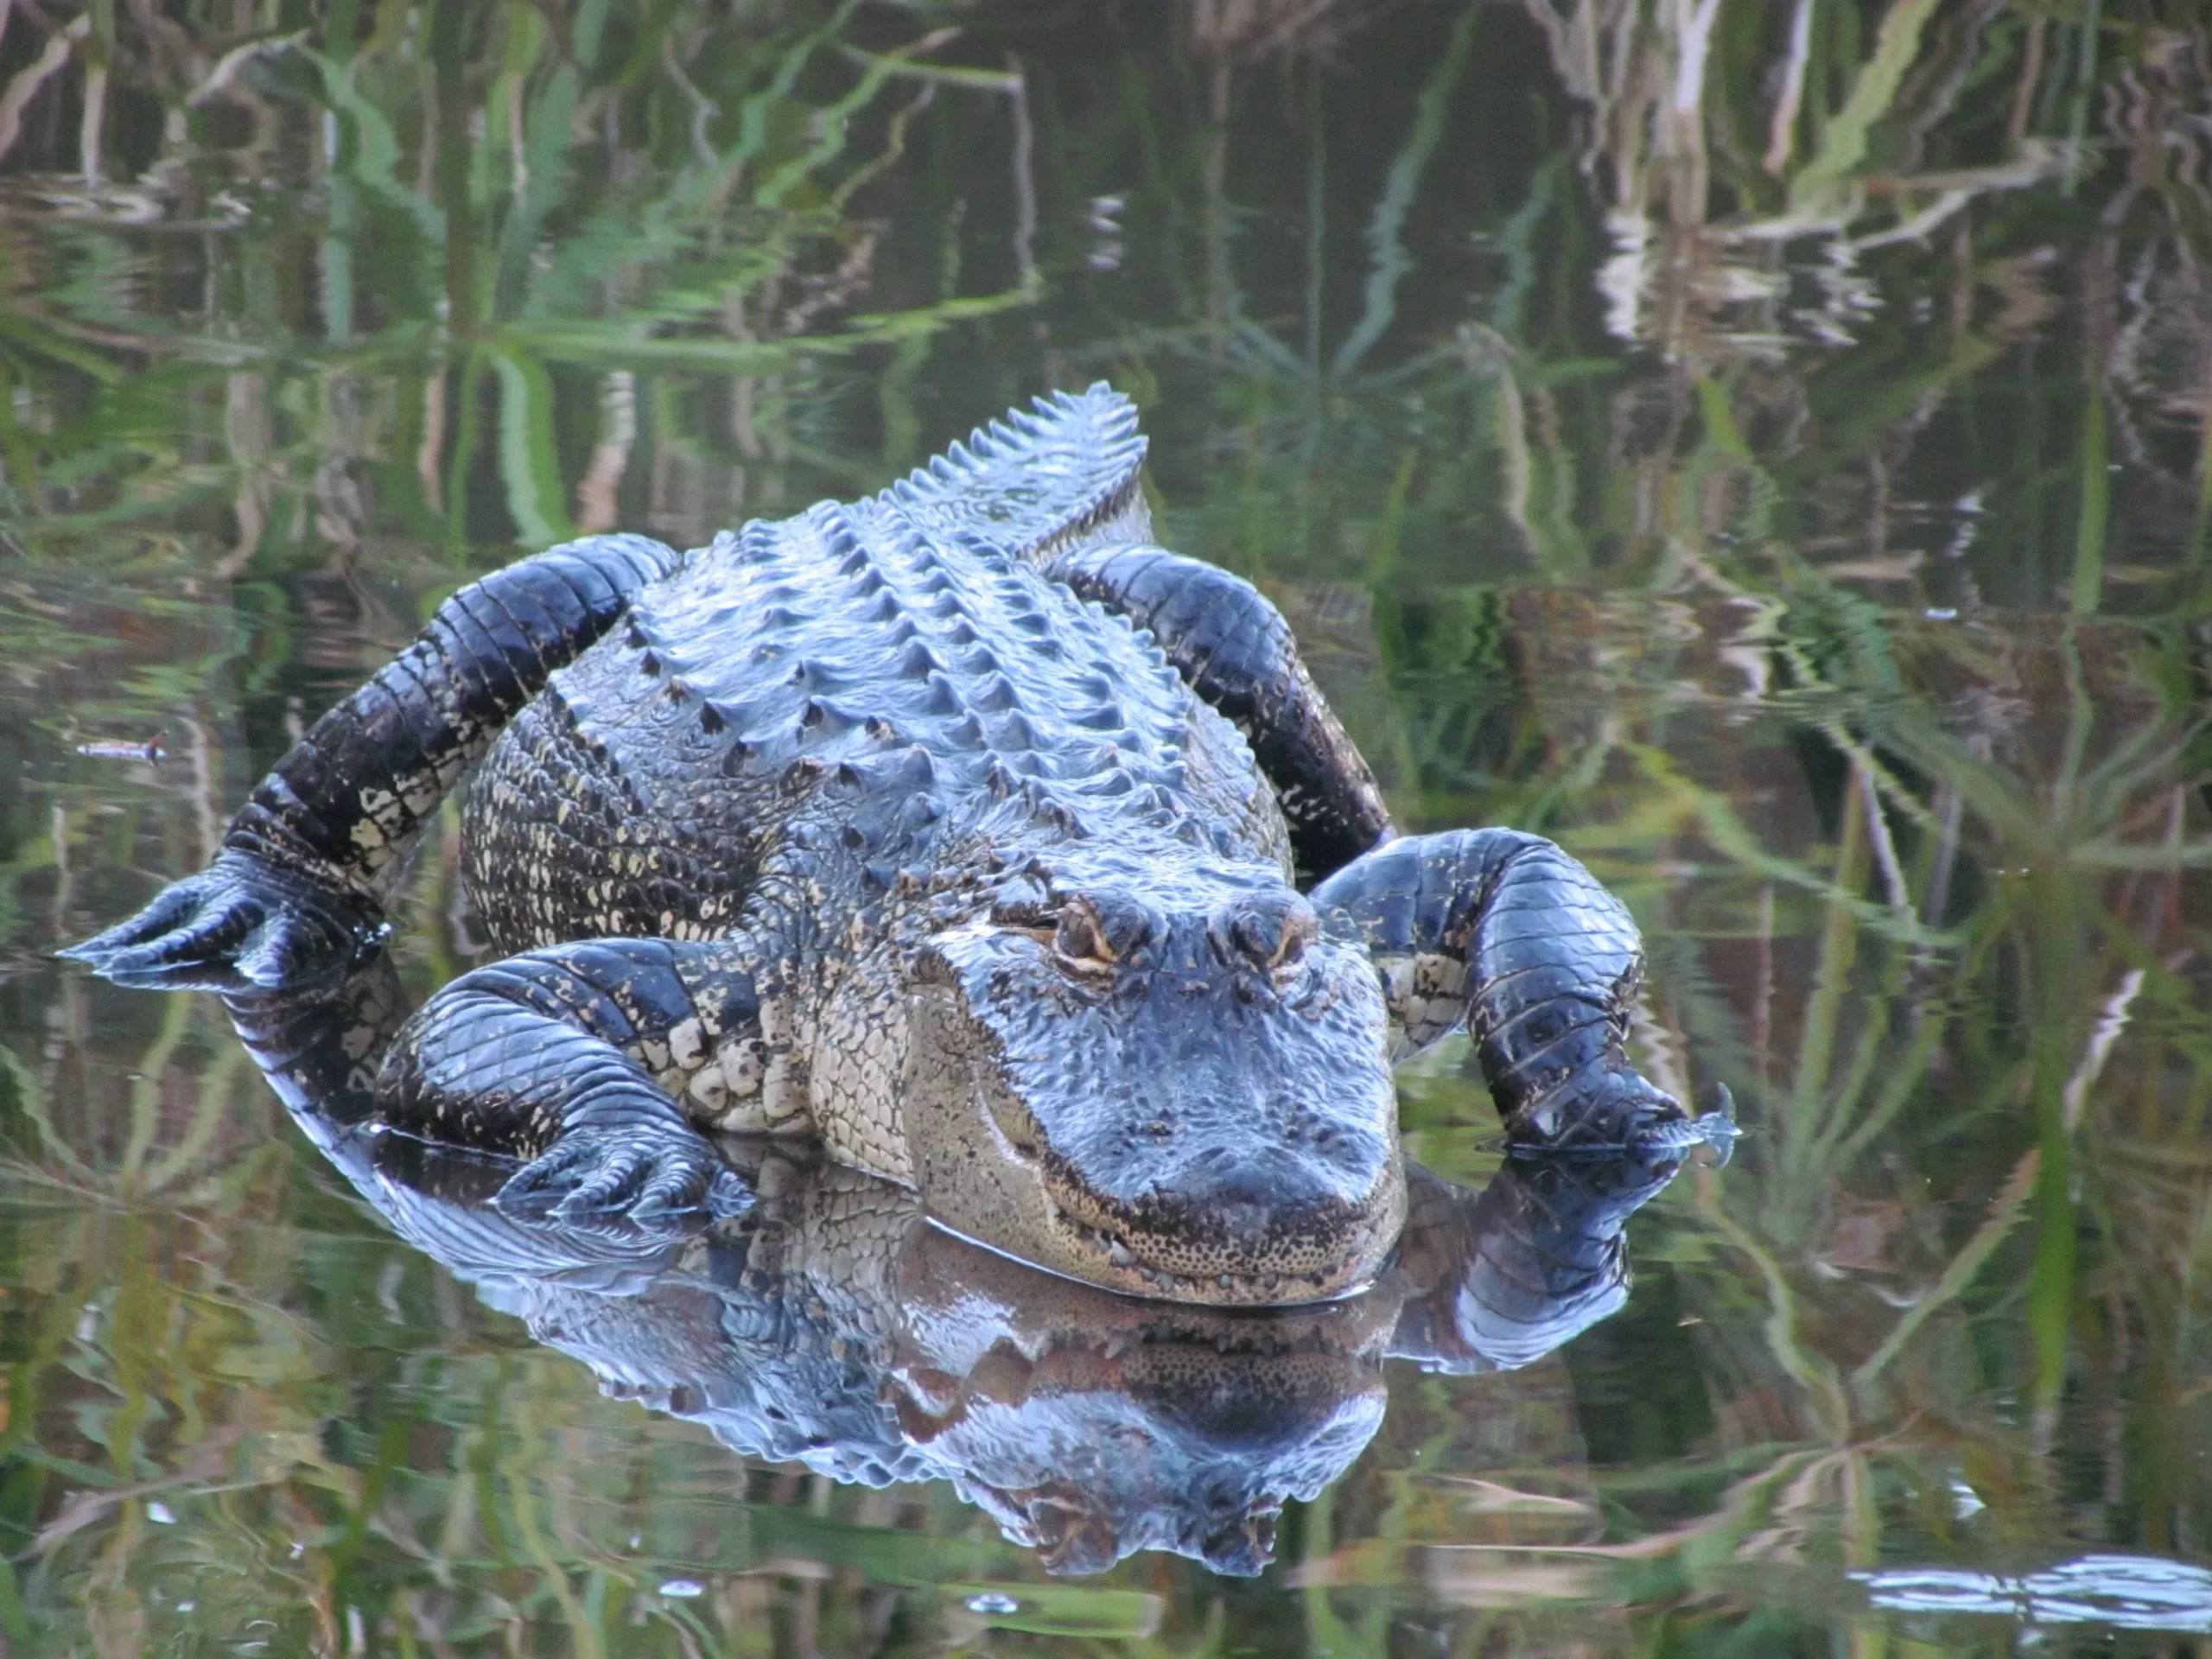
[1508,1077,1742,1167]
[1649,1083,1741,1168]
[61,853,378,990]
[496,1134,747,1226]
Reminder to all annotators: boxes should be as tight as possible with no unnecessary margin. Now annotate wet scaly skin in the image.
[67,387,1697,1305]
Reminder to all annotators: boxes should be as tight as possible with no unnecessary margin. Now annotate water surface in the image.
[4,3,2212,1654]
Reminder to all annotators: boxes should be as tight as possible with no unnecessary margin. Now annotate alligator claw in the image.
[1626,1107,1741,1167]
[1654,1083,1742,1168]
[496,1134,747,1226]
[61,854,377,991]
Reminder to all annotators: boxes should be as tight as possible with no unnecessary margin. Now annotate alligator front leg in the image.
[1311,829,1694,1149]
[66,533,682,988]
[1385,1153,1686,1374]
[377,938,790,1223]
[1044,544,1392,880]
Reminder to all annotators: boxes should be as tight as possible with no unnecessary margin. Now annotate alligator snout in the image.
[1072,1137,1403,1301]
[1156,1143,1356,1253]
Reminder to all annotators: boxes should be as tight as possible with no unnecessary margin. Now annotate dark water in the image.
[4,2,2212,1653]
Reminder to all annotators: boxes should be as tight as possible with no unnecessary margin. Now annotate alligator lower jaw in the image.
[1050,1206,1393,1307]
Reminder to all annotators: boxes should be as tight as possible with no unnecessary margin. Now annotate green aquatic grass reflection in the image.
[0,0,2209,1653]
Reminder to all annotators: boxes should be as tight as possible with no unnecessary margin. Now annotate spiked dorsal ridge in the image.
[874,382,1148,564]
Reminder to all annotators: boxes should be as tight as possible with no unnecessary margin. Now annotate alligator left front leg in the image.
[377,937,791,1223]
[1310,828,1690,1149]
[1043,543,1392,881]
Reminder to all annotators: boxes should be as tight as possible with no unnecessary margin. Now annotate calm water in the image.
[4,3,2212,1653]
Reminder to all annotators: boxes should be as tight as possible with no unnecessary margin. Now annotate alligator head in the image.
[901,874,1405,1306]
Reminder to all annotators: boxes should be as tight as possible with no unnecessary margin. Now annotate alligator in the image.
[66,385,1730,1306]
[228,961,1693,1577]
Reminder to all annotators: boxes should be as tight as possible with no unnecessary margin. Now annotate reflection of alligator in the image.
[230,965,1694,1577]
[68,385,1728,1304]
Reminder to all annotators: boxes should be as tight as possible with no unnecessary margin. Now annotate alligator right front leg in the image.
[1310,829,1687,1150]
[65,532,681,988]
[377,938,788,1223]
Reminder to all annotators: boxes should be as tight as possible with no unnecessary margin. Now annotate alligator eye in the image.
[1227,899,1318,974]
[1052,899,1116,972]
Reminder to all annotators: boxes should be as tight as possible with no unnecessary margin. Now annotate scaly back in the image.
[465,475,1282,952]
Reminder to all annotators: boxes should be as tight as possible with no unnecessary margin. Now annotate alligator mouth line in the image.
[925,1208,1385,1306]
[1054,1209,1380,1304]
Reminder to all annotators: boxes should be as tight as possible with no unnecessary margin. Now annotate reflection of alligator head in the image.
[230,964,1694,1577]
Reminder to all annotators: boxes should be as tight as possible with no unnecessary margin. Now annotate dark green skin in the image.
[66,386,1724,1306]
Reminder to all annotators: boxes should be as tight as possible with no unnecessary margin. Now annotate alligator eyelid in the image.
[1053,898,1116,965]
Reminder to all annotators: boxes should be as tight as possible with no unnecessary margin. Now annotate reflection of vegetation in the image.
[0,0,2210,1652]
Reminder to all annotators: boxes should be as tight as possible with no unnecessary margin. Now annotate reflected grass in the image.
[0,0,2208,1653]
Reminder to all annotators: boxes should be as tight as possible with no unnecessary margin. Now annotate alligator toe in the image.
[498,1134,730,1225]
[62,853,374,990]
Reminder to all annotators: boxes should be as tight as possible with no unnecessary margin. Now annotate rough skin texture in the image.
[67,385,1723,1306]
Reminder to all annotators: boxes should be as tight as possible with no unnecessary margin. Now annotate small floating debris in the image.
[77,733,166,764]
[658,1579,706,1599]
[965,1592,1022,1616]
